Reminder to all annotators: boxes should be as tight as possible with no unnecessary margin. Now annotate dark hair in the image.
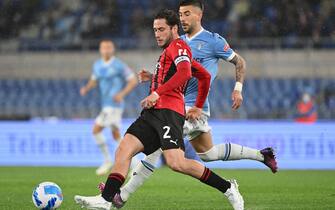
[100,39,113,44]
[154,9,180,27]
[179,0,204,11]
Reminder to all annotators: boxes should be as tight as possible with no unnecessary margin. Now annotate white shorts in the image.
[95,107,123,129]
[183,106,211,141]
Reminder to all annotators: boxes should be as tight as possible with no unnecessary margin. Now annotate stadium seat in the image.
[0,78,333,119]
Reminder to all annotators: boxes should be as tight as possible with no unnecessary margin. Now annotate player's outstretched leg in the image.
[98,148,162,208]
[197,143,278,173]
[191,133,278,173]
[163,148,244,210]
[74,134,144,210]
[111,144,272,208]
[112,126,140,171]
[109,145,276,208]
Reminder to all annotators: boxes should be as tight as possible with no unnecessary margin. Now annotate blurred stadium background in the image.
[1,0,335,166]
[1,0,335,209]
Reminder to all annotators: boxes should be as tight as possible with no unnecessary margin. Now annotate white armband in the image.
[174,55,190,65]
[153,91,159,97]
[234,82,243,92]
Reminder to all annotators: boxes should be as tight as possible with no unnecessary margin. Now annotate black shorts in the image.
[126,109,185,155]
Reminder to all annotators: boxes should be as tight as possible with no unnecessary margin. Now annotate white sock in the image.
[120,149,162,201]
[94,132,111,162]
[197,143,264,162]
[229,143,264,161]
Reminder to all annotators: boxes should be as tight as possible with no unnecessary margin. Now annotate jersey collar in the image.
[102,56,115,66]
[185,27,204,41]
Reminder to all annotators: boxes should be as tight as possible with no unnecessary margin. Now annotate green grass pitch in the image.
[0,167,334,210]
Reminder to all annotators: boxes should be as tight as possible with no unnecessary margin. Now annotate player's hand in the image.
[141,92,159,109]
[113,93,124,103]
[186,106,202,121]
[138,69,152,83]
[80,87,88,96]
[231,90,243,110]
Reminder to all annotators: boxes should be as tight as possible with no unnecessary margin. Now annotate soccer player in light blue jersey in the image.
[106,1,277,208]
[80,40,138,176]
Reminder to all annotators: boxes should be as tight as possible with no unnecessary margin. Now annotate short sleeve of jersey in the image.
[115,59,135,81]
[91,61,99,80]
[213,34,236,61]
[168,39,192,66]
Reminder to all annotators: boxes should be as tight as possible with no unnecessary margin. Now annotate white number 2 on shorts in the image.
[163,126,171,139]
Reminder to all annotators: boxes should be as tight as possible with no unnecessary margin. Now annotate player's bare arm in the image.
[138,69,152,83]
[138,70,158,108]
[80,79,97,96]
[114,76,138,103]
[140,91,159,109]
[186,107,202,120]
[229,53,246,110]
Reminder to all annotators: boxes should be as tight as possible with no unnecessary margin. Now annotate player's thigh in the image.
[126,114,161,155]
[116,133,144,159]
[93,123,104,134]
[190,132,214,153]
[112,134,143,175]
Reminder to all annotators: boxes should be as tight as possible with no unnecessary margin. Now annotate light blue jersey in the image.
[181,28,236,115]
[91,57,134,109]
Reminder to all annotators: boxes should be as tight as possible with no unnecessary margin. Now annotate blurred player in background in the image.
[80,40,138,176]
[117,0,277,205]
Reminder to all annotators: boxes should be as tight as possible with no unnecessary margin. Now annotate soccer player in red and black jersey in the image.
[74,9,243,210]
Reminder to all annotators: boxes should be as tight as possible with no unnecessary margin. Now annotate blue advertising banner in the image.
[0,120,334,169]
[0,119,147,166]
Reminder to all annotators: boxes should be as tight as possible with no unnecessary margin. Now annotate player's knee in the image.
[167,162,183,173]
[93,125,103,135]
[165,158,185,173]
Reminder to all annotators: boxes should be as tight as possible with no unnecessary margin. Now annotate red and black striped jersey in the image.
[150,38,192,116]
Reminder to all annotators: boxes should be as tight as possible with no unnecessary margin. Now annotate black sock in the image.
[199,167,231,193]
[101,173,125,202]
